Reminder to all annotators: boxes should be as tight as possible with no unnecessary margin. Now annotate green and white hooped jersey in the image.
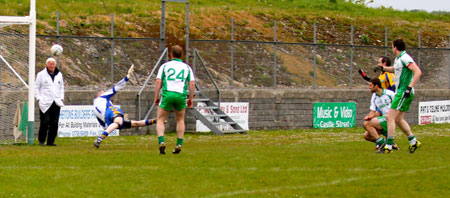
[370,89,395,115]
[156,59,195,95]
[393,51,415,93]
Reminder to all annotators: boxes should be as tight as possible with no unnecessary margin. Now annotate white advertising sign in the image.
[58,105,119,137]
[196,102,249,132]
[418,100,450,125]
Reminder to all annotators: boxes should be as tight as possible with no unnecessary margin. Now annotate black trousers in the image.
[39,102,61,145]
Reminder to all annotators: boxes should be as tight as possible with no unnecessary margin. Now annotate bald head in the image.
[171,45,183,59]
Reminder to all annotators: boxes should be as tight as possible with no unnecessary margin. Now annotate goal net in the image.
[0,1,36,145]
[0,24,30,144]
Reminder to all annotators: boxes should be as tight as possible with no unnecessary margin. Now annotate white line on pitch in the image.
[206,166,448,198]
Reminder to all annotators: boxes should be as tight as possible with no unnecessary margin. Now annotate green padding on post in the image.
[28,121,34,145]
[19,101,28,136]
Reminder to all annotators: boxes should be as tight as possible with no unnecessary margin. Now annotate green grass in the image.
[2,0,450,22]
[1,123,449,197]
[2,0,449,46]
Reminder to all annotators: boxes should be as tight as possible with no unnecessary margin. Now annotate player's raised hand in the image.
[358,69,366,77]
[127,64,135,79]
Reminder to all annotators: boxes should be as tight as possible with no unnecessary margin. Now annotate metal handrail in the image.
[193,49,221,108]
[137,47,168,120]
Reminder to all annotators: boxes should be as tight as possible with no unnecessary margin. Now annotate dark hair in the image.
[171,45,183,59]
[370,78,382,88]
[379,56,391,66]
[393,39,406,51]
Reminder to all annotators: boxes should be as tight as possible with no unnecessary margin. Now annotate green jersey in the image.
[156,59,195,95]
[393,51,415,93]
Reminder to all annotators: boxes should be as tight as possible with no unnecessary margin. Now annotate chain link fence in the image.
[190,20,450,89]
[4,12,449,90]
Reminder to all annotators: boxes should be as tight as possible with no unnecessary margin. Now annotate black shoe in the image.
[39,142,45,146]
[172,145,182,154]
[94,138,102,149]
[47,143,57,146]
[376,144,393,154]
[409,140,422,153]
[159,143,166,154]
[392,141,400,150]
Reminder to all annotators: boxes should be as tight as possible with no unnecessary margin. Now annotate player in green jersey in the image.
[154,45,195,154]
[376,39,422,154]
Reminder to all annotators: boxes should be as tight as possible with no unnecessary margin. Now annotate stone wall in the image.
[1,89,449,139]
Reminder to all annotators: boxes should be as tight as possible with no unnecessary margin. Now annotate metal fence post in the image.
[160,1,166,55]
[350,24,354,89]
[273,20,277,88]
[56,10,60,43]
[313,22,317,89]
[417,28,421,88]
[110,13,114,86]
[193,48,196,75]
[385,25,388,56]
[0,43,2,90]
[231,18,234,89]
[185,2,190,64]
[56,10,61,70]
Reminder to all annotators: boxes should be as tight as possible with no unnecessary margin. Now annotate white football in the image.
[50,44,63,56]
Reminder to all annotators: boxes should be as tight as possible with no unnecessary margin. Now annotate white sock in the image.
[409,138,416,145]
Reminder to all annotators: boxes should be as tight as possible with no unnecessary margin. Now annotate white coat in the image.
[35,68,65,113]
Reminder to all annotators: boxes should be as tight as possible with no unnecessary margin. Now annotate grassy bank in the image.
[1,0,450,47]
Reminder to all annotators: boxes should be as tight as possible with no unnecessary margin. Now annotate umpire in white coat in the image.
[35,57,64,146]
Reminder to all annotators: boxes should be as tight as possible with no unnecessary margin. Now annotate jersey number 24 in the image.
[167,68,185,81]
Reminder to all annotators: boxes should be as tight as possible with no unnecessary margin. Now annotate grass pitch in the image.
[1,123,449,197]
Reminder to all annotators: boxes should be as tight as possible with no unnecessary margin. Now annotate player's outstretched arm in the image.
[99,65,134,99]
[379,66,394,73]
[127,64,134,79]
[358,69,371,82]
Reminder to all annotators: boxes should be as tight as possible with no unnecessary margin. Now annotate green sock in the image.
[386,136,394,145]
[408,135,415,141]
[375,137,385,145]
[158,136,165,144]
[176,138,183,146]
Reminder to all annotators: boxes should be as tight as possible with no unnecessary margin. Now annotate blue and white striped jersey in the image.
[93,77,128,128]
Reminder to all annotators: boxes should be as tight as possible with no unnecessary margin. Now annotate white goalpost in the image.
[0,0,36,144]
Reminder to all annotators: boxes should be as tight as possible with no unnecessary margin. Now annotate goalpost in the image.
[0,0,36,144]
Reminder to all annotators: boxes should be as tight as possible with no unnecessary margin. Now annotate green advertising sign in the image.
[313,102,356,128]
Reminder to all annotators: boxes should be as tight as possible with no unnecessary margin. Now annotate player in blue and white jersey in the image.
[93,65,156,148]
